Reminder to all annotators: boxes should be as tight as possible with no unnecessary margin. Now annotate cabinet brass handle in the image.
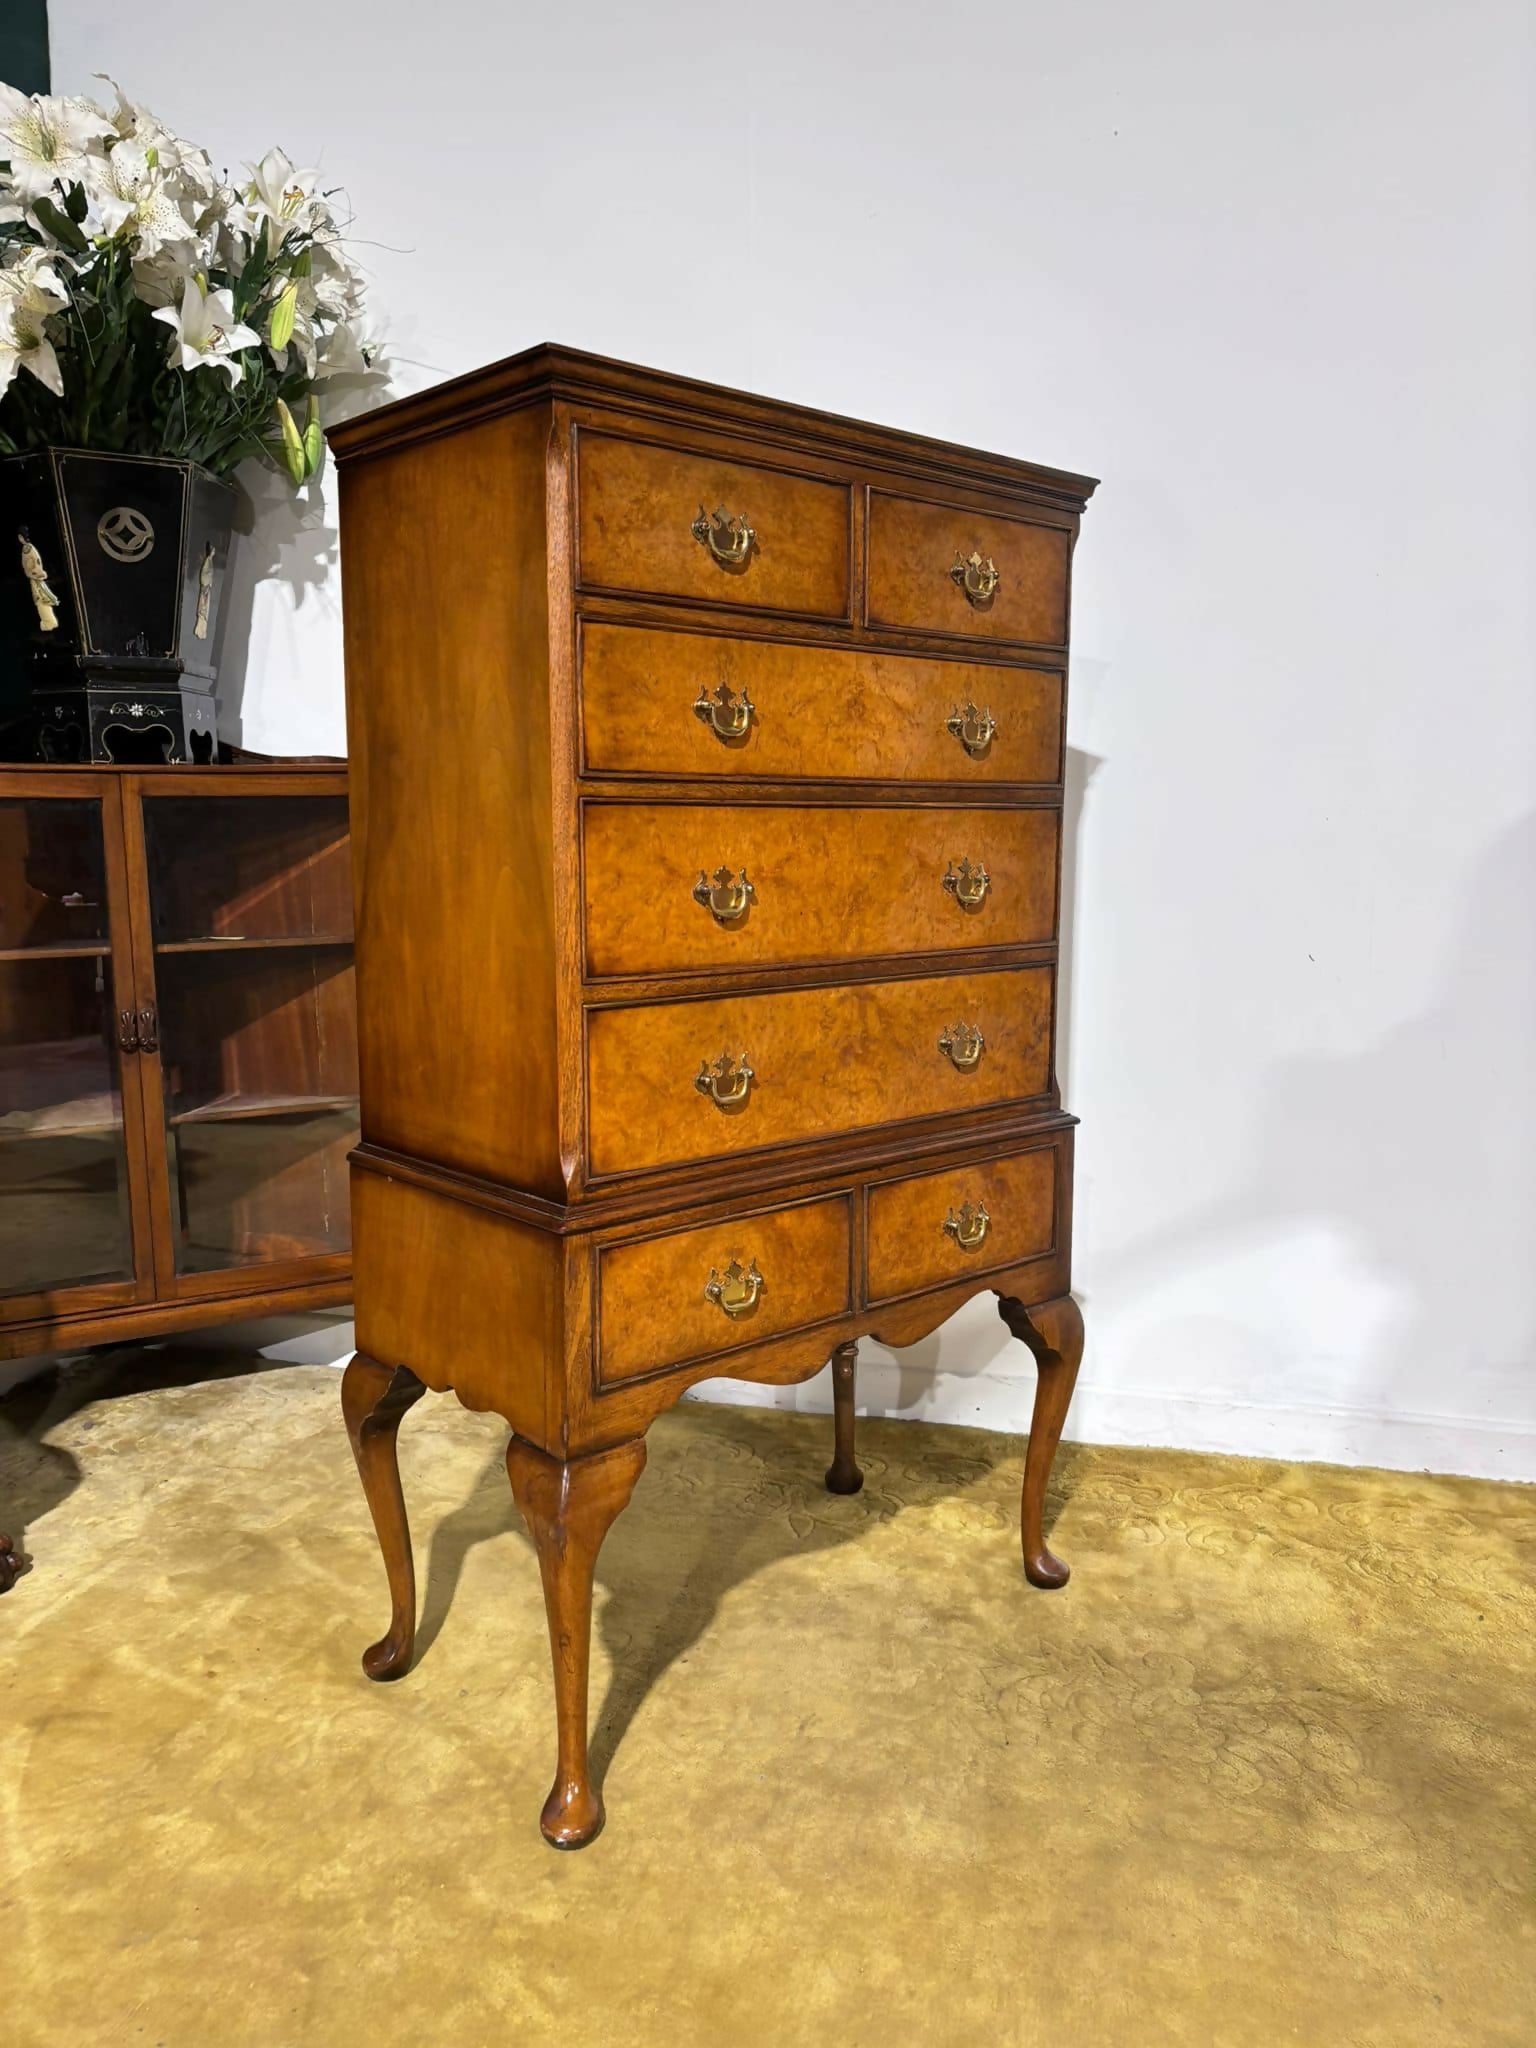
[938,1022,985,1071]
[696,1051,755,1108]
[694,681,755,742]
[705,1255,765,1319]
[691,504,755,570]
[950,550,1000,607]
[137,1003,159,1054]
[693,865,756,924]
[116,1008,140,1054]
[943,1201,990,1251]
[946,702,998,759]
[943,857,991,909]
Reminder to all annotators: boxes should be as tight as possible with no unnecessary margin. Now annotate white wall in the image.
[50,0,1536,1478]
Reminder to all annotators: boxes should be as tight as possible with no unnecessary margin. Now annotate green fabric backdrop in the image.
[1,3,50,94]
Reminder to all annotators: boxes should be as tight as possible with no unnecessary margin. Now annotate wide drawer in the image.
[576,432,851,620]
[596,1194,852,1385]
[580,621,1063,785]
[582,803,1058,978]
[587,965,1053,1176]
[866,490,1070,646]
[865,1146,1058,1303]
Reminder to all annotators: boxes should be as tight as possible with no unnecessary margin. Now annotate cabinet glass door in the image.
[0,789,144,1307]
[139,790,357,1285]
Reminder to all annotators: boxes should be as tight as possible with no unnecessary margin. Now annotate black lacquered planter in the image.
[0,448,236,763]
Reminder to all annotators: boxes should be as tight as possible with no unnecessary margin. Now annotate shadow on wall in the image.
[212,464,339,751]
[1094,809,1536,1458]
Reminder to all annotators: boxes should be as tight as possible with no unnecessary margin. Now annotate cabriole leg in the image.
[341,1353,427,1679]
[824,1340,864,1495]
[505,1434,648,1850]
[996,1294,1085,1588]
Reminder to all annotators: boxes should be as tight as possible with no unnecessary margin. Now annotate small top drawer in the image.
[576,432,852,620]
[867,490,1070,646]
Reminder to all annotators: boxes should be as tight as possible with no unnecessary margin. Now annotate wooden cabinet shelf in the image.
[169,1090,361,1127]
[0,944,109,962]
[0,766,355,1359]
[154,934,355,955]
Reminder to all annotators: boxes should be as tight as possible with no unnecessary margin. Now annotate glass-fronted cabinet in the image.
[0,780,150,1317]
[0,767,353,1358]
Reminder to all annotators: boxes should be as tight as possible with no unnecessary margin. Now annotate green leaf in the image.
[64,180,89,224]
[32,196,89,254]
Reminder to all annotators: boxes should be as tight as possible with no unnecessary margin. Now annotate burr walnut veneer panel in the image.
[866,490,1071,646]
[332,343,1096,1849]
[576,432,851,619]
[595,1193,853,1385]
[582,802,1060,977]
[586,964,1053,1176]
[865,1144,1059,1304]
[581,621,1064,785]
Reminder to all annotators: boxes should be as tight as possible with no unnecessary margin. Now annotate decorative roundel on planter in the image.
[97,505,156,564]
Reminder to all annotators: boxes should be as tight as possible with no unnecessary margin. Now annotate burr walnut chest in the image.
[332,345,1097,1847]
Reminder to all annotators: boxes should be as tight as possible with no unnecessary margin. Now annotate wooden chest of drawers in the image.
[332,346,1096,1847]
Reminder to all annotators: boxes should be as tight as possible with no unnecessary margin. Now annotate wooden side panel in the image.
[596,1193,852,1384]
[576,432,851,618]
[865,1143,1058,1303]
[340,407,563,1195]
[582,802,1059,976]
[867,490,1070,645]
[580,621,1063,785]
[587,964,1053,1175]
[351,1166,558,1445]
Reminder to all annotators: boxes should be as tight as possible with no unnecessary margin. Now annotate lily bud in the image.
[269,281,298,352]
[302,395,325,481]
[274,399,306,486]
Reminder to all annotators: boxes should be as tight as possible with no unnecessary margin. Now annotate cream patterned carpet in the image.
[1,1353,1531,2047]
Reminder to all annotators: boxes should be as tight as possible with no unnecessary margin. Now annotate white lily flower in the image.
[314,321,375,381]
[153,277,260,385]
[91,76,218,200]
[244,147,321,243]
[0,86,113,203]
[84,140,197,256]
[130,243,199,311]
[0,248,70,397]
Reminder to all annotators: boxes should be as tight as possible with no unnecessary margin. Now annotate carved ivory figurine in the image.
[19,531,59,631]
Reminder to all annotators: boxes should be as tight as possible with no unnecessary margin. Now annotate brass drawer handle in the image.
[694,865,756,924]
[692,504,755,571]
[939,1022,985,1071]
[946,702,998,759]
[696,1050,754,1108]
[950,550,1000,607]
[705,1255,765,1319]
[943,857,991,910]
[694,681,755,742]
[943,1201,990,1251]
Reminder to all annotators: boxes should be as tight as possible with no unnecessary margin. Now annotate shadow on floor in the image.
[407,1391,1081,1800]
[0,1344,303,1559]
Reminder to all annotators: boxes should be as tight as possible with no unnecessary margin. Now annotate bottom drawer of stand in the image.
[597,1194,853,1386]
[865,1145,1059,1304]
